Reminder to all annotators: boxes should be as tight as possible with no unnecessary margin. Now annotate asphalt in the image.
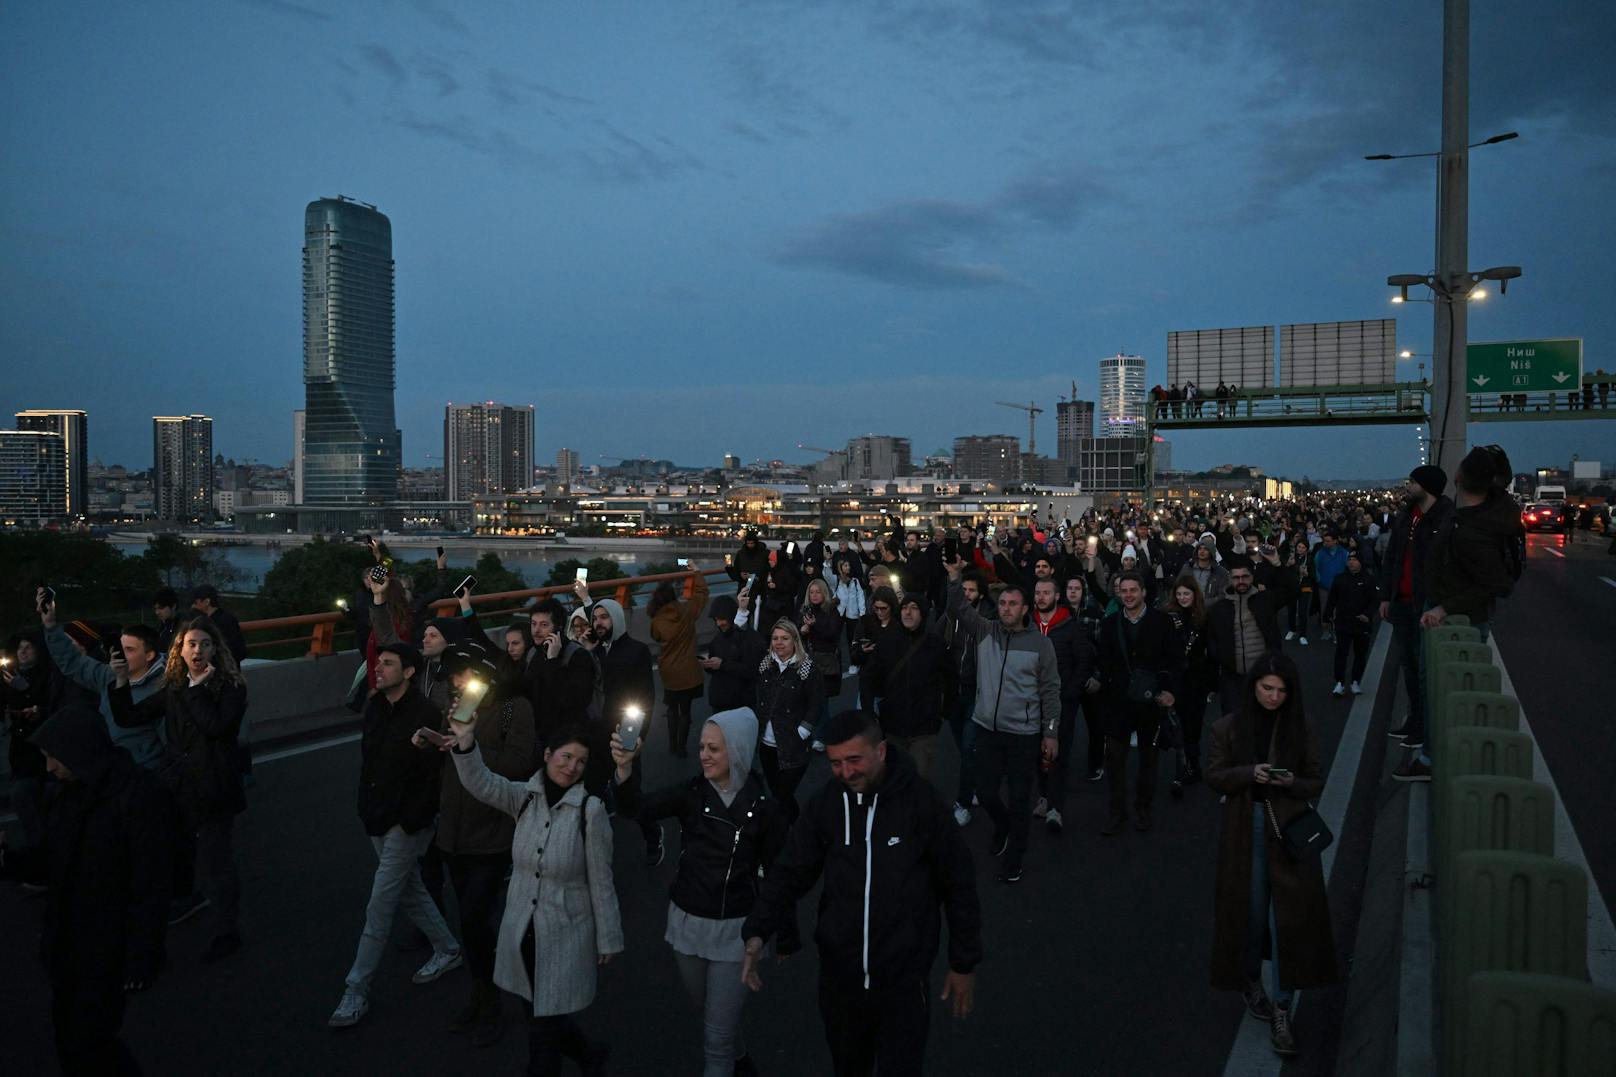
[4,574,1582,1077]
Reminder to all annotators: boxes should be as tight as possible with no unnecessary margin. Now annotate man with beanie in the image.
[1207,555,1283,715]
[1396,446,1524,782]
[1324,549,1378,695]
[329,642,462,1028]
[1176,534,1230,607]
[701,593,767,714]
[32,705,175,1076]
[1379,465,1452,746]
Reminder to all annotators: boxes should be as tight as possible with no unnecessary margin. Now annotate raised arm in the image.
[450,739,531,818]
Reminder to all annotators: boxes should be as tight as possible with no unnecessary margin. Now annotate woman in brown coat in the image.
[1205,652,1337,1058]
[649,569,709,757]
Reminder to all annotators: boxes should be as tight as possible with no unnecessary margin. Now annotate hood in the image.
[592,598,627,642]
[1460,490,1527,538]
[704,707,758,791]
[899,592,930,629]
[31,704,122,786]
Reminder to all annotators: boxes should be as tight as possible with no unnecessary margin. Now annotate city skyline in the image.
[3,4,1613,479]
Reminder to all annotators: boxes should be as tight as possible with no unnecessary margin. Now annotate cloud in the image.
[773,199,1017,290]
[723,42,849,133]
[486,68,594,108]
[579,124,705,183]
[387,112,700,184]
[773,162,1107,289]
[411,51,460,96]
[237,0,333,22]
[358,43,408,87]
[724,120,772,145]
[412,0,469,34]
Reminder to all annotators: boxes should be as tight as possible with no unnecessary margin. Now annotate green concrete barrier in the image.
[1427,663,1503,763]
[1445,852,1589,1075]
[1462,971,1616,1077]
[1438,775,1555,883]
[1439,691,1521,737]
[1431,641,1493,668]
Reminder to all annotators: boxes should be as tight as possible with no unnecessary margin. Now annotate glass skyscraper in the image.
[302,197,399,505]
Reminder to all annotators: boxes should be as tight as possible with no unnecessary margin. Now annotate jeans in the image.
[1175,688,1211,771]
[673,950,750,1077]
[344,825,460,996]
[974,728,1038,870]
[1105,728,1160,817]
[1333,630,1370,683]
[1245,809,1293,1008]
[1038,704,1079,810]
[1288,594,1310,636]
[446,852,510,983]
[1388,601,1423,735]
[818,971,930,1077]
[946,695,978,806]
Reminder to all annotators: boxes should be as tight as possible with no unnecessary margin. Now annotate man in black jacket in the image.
[525,597,597,746]
[741,709,982,1077]
[940,573,993,827]
[32,705,175,1076]
[1324,549,1379,695]
[329,643,462,1029]
[1095,573,1183,835]
[579,587,662,862]
[700,593,767,712]
[866,594,947,782]
[190,585,248,666]
[1207,556,1283,715]
[1030,578,1097,834]
[1377,465,1452,745]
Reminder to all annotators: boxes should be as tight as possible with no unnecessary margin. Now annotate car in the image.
[1522,503,1565,532]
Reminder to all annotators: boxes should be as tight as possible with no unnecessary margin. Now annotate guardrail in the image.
[1148,381,1430,429]
[1418,619,1616,1074]
[238,567,733,658]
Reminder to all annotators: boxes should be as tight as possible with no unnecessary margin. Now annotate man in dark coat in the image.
[1207,557,1283,716]
[865,594,947,781]
[1095,572,1183,835]
[32,705,175,1076]
[700,593,767,713]
[580,589,662,862]
[190,585,248,666]
[525,597,597,746]
[728,531,772,587]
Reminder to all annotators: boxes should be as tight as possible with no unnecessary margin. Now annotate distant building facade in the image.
[846,436,913,480]
[0,430,68,524]
[556,447,581,488]
[1055,398,1096,466]
[953,435,1022,485]
[292,409,305,503]
[152,415,214,521]
[1075,435,1150,494]
[301,196,399,506]
[444,402,535,501]
[1099,354,1147,436]
[14,409,87,518]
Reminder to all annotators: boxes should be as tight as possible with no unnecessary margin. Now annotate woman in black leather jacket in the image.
[612,709,793,1077]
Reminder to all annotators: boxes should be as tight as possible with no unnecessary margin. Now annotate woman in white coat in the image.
[430,721,623,1077]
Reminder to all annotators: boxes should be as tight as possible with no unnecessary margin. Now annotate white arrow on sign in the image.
[1552,371,1571,383]
[1472,375,1490,387]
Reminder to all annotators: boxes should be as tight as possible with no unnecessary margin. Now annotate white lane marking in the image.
[1221,624,1392,1077]
[1600,577,1616,590]
[1490,636,1616,987]
[1545,547,1565,559]
[254,732,361,764]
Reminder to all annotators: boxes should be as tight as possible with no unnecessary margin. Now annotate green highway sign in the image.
[1466,338,1583,393]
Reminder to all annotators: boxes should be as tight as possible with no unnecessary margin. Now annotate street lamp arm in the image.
[1363,132,1518,161]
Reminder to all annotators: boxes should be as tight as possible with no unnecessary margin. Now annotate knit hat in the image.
[710,594,739,623]
[1410,464,1447,499]
[1198,532,1217,547]
[1121,544,1139,561]
[442,639,499,678]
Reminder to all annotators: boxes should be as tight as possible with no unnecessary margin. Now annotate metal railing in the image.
[1148,381,1430,429]
[238,567,732,658]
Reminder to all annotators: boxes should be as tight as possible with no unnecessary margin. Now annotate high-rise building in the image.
[1055,399,1096,465]
[153,415,214,520]
[14,409,87,518]
[0,430,68,524]
[302,196,399,505]
[556,447,580,488]
[722,453,740,471]
[1099,353,1147,436]
[1075,435,1150,493]
[292,409,305,503]
[444,402,535,500]
[846,436,913,480]
[952,435,1022,485]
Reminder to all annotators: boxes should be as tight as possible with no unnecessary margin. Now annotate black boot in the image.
[471,981,504,1048]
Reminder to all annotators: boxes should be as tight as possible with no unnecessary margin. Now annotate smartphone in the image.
[576,566,589,582]
[1267,767,1292,780]
[447,678,490,725]
[37,584,56,611]
[677,557,690,568]
[786,542,797,556]
[618,706,644,752]
[335,597,349,610]
[367,564,389,584]
[436,545,445,557]
[354,534,372,545]
[416,726,454,748]
[455,574,476,597]
[724,553,733,567]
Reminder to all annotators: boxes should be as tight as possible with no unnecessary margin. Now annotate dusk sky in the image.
[4,1,1612,480]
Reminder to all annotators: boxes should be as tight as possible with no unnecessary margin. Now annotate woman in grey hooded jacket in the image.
[611,708,794,1077]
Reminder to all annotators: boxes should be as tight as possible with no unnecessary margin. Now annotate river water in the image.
[109,540,658,593]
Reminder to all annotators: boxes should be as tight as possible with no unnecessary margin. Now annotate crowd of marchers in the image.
[2,445,1530,1075]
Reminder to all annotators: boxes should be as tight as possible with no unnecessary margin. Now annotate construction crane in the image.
[995,400,1044,455]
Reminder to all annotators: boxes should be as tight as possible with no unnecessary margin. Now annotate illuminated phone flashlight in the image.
[335,597,349,610]
[449,677,490,725]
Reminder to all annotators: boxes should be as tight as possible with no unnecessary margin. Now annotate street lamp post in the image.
[1369,0,1521,487]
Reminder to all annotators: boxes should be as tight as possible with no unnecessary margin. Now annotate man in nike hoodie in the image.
[741,709,981,1077]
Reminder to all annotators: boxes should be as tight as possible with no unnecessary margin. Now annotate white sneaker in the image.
[1299,636,1308,646]
[845,664,860,676]
[412,948,463,985]
[1032,797,1049,820]
[1129,732,1138,748]
[1045,808,1064,833]
[1351,681,1363,694]
[952,803,971,827]
[811,740,825,753]
[1284,630,1296,641]
[1331,683,1346,697]
[328,991,369,1028]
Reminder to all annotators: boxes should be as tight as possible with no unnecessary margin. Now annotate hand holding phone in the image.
[414,726,458,751]
[618,706,645,753]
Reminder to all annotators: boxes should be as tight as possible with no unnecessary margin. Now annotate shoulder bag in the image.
[1265,798,1333,862]
[1115,615,1160,705]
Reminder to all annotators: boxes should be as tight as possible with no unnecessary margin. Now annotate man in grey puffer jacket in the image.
[944,556,1060,884]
